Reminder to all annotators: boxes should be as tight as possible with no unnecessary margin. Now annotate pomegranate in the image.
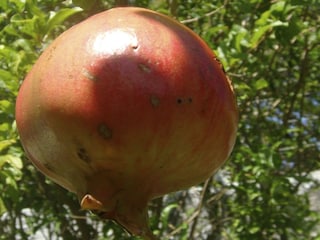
[16,7,238,239]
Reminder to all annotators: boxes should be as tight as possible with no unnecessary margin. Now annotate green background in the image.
[0,0,319,239]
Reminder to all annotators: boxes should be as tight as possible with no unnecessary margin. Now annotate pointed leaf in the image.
[0,139,16,152]
[255,79,269,90]
[47,7,83,34]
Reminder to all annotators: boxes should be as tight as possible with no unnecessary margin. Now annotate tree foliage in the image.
[0,0,319,239]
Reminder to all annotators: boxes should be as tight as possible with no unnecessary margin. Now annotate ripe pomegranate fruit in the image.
[16,7,238,239]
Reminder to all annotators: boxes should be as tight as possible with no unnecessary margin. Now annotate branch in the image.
[180,5,225,24]
[166,178,212,238]
[282,35,309,128]
[188,178,211,239]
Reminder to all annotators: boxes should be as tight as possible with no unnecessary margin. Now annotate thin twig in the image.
[206,188,227,204]
[166,178,211,238]
[189,178,211,239]
[181,5,225,24]
[70,214,89,220]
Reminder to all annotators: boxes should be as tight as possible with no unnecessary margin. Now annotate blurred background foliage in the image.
[0,0,319,239]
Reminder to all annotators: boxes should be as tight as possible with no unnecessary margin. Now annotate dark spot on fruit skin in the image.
[43,162,55,173]
[132,45,139,50]
[98,124,113,140]
[77,147,90,163]
[177,97,193,105]
[150,95,160,107]
[46,45,57,62]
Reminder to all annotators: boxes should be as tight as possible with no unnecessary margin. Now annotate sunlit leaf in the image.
[250,21,288,48]
[9,0,26,13]
[254,79,268,90]
[0,139,16,152]
[46,7,83,34]
[160,204,179,229]
[6,155,23,169]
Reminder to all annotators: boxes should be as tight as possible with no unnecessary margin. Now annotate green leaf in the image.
[12,38,34,52]
[0,123,10,133]
[0,157,6,169]
[9,0,26,13]
[72,0,96,10]
[46,7,83,34]
[160,203,179,229]
[270,0,286,12]
[250,20,288,48]
[0,139,16,152]
[0,99,11,112]
[0,69,14,83]
[10,14,39,39]
[234,25,249,50]
[0,154,23,169]
[249,226,260,234]
[254,79,268,90]
[0,197,7,216]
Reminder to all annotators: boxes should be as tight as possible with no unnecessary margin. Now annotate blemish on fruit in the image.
[177,97,193,104]
[82,68,99,81]
[43,162,55,173]
[46,45,57,62]
[98,124,113,140]
[150,95,160,107]
[77,147,90,163]
[138,63,151,73]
